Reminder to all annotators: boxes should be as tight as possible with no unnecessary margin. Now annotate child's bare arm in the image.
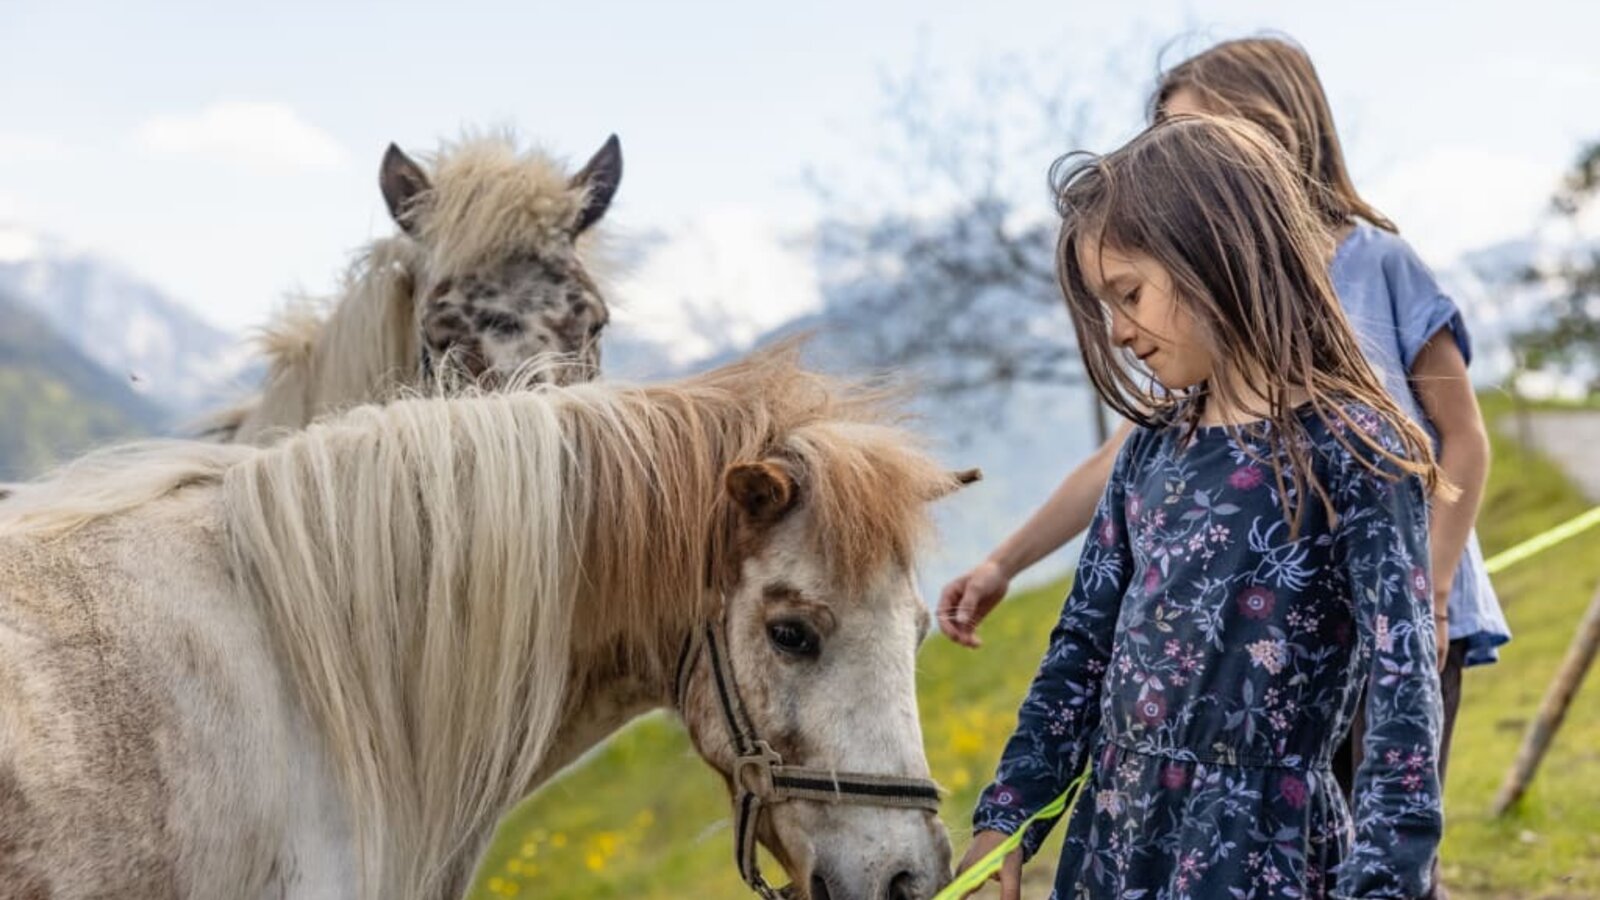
[939,420,1133,647]
[1410,330,1491,663]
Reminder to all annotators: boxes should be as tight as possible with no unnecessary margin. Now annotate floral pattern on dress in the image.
[974,406,1443,899]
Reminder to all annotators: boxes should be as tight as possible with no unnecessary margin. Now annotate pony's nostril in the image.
[809,872,834,900]
[885,870,917,900]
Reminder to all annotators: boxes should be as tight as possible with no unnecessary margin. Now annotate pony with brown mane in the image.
[211,130,621,445]
[0,341,971,900]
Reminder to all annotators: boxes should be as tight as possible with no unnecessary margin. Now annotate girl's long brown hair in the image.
[1151,36,1397,233]
[1052,116,1450,535]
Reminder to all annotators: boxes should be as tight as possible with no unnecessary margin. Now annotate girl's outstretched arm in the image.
[1332,438,1445,899]
[940,420,1134,647]
[970,434,1137,860]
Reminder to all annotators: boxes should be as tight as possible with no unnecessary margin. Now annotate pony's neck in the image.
[527,607,705,790]
[307,241,421,415]
[241,239,421,443]
[230,373,754,894]
[405,591,710,900]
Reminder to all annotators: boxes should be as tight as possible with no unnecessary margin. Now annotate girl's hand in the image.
[1432,584,1453,673]
[953,830,1023,899]
[938,561,1011,648]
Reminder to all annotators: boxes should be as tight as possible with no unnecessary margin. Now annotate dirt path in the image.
[1510,410,1600,502]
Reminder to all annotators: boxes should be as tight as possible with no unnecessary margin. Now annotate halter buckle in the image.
[733,740,784,801]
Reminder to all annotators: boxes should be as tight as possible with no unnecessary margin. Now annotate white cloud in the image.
[132,101,347,172]
[0,225,40,263]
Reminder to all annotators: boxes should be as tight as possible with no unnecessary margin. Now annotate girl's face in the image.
[1159,86,1212,120]
[1076,240,1213,391]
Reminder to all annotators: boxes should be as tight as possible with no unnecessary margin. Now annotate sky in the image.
[1,0,1596,334]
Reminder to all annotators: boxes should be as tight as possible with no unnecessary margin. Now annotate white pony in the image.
[0,342,972,900]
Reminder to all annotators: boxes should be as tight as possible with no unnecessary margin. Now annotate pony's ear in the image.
[929,467,982,500]
[725,460,798,525]
[569,134,622,235]
[379,143,432,236]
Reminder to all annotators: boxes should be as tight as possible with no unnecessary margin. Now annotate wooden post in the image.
[1492,581,1600,815]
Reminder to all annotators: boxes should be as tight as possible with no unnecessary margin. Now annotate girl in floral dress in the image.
[960,116,1447,899]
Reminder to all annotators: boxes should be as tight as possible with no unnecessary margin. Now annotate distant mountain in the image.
[0,224,706,416]
[0,209,1565,583]
[0,288,168,480]
[598,213,1110,593]
[0,225,254,419]
[1437,216,1600,390]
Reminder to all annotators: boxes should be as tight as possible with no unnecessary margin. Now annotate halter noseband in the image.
[674,616,943,899]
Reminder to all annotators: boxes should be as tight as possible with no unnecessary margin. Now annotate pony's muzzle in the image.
[804,808,951,900]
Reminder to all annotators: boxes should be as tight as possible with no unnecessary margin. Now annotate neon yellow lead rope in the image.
[932,770,1089,900]
[1482,504,1600,575]
[934,503,1600,900]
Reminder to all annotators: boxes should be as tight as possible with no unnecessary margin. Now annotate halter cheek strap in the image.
[675,619,944,899]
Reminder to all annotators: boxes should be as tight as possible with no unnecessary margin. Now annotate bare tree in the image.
[806,40,1154,440]
[1513,141,1600,387]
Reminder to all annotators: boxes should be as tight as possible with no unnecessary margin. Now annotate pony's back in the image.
[0,444,339,899]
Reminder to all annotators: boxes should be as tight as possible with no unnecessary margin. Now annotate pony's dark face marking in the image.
[419,252,609,385]
[381,135,621,387]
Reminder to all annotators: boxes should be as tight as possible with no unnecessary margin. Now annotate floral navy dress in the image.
[974,405,1443,899]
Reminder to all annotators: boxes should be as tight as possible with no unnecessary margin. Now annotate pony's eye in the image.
[766,620,820,659]
[587,319,606,339]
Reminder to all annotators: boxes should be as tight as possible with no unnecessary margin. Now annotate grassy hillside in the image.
[1439,394,1600,898]
[468,396,1600,899]
[0,291,166,479]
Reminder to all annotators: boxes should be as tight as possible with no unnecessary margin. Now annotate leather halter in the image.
[674,616,943,899]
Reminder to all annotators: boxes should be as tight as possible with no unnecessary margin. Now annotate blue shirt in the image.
[1331,223,1511,666]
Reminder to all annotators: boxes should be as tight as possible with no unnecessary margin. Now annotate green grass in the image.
[467,398,1600,899]
[1432,395,1600,899]
[1481,385,1600,413]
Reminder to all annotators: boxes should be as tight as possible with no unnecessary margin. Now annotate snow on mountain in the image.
[0,217,792,421]
[0,225,255,419]
[0,215,819,422]
[606,208,823,368]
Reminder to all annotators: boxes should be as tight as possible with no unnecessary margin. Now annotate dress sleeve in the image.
[971,434,1139,860]
[1330,432,1444,899]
